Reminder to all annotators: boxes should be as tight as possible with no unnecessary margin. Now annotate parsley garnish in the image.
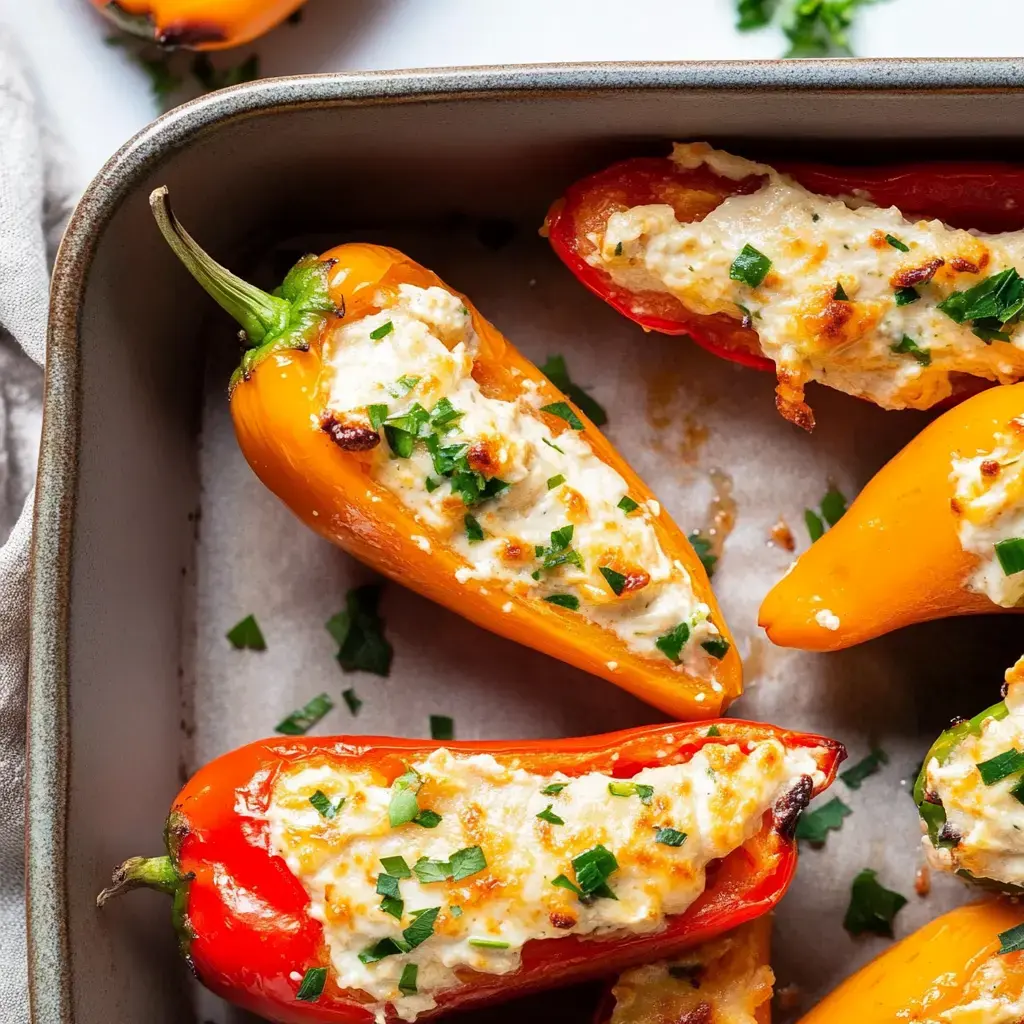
[368,404,388,431]
[342,688,362,715]
[388,769,423,827]
[430,715,454,741]
[191,53,260,92]
[540,354,608,426]
[805,508,825,543]
[999,923,1024,954]
[537,805,565,825]
[309,790,344,819]
[464,514,484,542]
[275,693,333,736]
[541,401,585,431]
[542,782,567,795]
[387,374,421,398]
[618,495,640,514]
[706,725,721,737]
[398,964,418,995]
[381,856,411,878]
[884,234,910,252]
[450,905,463,918]
[376,872,404,919]
[938,267,1024,342]
[533,526,584,579]
[358,937,409,964]
[370,321,394,340]
[833,281,849,301]
[841,748,888,789]
[890,334,931,367]
[450,845,487,881]
[843,869,907,937]
[688,531,718,577]
[782,0,870,58]
[806,484,848,542]
[296,966,328,1001]
[736,0,778,29]
[326,584,393,677]
[977,748,1024,785]
[608,781,654,804]
[542,437,564,455]
[547,474,566,490]
[995,538,1024,576]
[894,286,920,306]
[568,844,619,900]
[794,797,851,845]
[468,937,510,949]
[226,614,266,651]
[654,827,687,847]
[544,594,580,611]
[599,566,628,596]
[402,906,440,949]
[414,857,453,884]
[413,809,442,829]
[656,622,690,663]
[701,637,730,660]
[729,244,772,288]
[614,241,623,256]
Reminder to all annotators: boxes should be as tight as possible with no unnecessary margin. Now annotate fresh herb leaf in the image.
[450,905,463,917]
[309,790,344,819]
[551,873,585,896]
[464,514,484,542]
[618,496,640,514]
[999,923,1024,954]
[782,0,869,58]
[468,937,510,949]
[367,404,389,431]
[884,234,910,252]
[701,637,730,660]
[541,401,585,431]
[600,566,628,596]
[804,508,825,543]
[890,334,932,367]
[533,526,584,579]
[656,622,691,664]
[358,937,410,964]
[389,769,422,827]
[296,966,328,1001]
[607,781,653,804]
[449,846,487,881]
[413,809,443,829]
[376,873,404,919]
[370,321,394,340]
[736,0,781,29]
[537,804,564,825]
[820,486,848,528]
[841,748,888,789]
[654,827,687,847]
[687,531,718,577]
[275,693,333,735]
[542,437,564,455]
[398,963,418,995]
[540,355,608,426]
[342,688,362,715]
[833,281,849,301]
[977,748,1024,785]
[191,53,260,93]
[326,584,393,677]
[226,614,266,651]
[430,715,454,741]
[843,868,907,937]
[995,538,1024,576]
[387,374,421,399]
[729,244,772,288]
[544,594,580,611]
[706,725,721,737]
[795,797,852,845]
[938,267,1024,342]
[414,857,453,884]
[894,286,920,306]
[547,474,566,490]
[614,241,623,256]
[403,906,440,949]
[381,856,411,878]
[571,844,620,900]
[542,783,568,795]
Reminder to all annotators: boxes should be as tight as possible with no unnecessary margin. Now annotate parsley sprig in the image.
[938,267,1024,343]
[532,526,584,580]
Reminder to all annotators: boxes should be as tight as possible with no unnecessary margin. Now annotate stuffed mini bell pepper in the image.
[759,382,1024,652]
[916,655,1024,892]
[150,188,740,720]
[596,917,774,1024]
[798,900,1024,1023]
[97,720,842,1023]
[92,0,305,48]
[545,142,1024,430]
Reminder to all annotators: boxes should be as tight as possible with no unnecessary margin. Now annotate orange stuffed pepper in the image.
[150,188,740,719]
[759,382,1024,651]
[92,0,305,48]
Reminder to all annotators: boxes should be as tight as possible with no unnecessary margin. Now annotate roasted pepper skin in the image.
[150,189,741,721]
[796,901,1024,1023]
[98,722,844,1024]
[758,382,1024,652]
[92,0,305,49]
[545,155,1024,390]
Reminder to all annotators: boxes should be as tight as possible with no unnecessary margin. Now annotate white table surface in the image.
[2,0,1023,192]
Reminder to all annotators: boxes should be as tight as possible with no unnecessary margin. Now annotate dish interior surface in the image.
[36,68,1024,1024]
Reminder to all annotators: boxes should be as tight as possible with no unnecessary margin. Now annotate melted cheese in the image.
[925,656,1024,883]
[589,142,1024,411]
[918,954,1024,1024]
[266,743,821,1022]
[951,418,1024,607]
[607,923,774,1024]
[320,283,727,674]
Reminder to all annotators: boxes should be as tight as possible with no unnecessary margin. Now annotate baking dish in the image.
[29,61,1024,1024]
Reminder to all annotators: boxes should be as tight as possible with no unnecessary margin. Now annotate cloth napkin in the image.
[0,27,74,1024]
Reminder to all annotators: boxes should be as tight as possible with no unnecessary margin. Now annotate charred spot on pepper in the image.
[891,258,945,289]
[772,774,813,839]
[321,416,381,452]
[548,911,577,930]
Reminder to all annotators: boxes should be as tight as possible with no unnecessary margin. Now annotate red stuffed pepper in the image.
[545,143,1024,429]
[98,721,843,1024]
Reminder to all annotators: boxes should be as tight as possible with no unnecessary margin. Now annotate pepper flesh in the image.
[97,721,843,1024]
[796,901,1024,1023]
[544,152,1024,427]
[92,0,305,49]
[758,382,1024,652]
[150,188,741,720]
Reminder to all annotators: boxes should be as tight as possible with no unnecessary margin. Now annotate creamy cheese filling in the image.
[267,743,821,1022]
[951,418,1024,607]
[320,283,726,675]
[925,657,1024,883]
[919,955,1024,1024]
[588,142,1024,410]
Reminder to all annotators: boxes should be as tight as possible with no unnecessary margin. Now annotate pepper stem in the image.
[95,855,180,907]
[149,186,290,347]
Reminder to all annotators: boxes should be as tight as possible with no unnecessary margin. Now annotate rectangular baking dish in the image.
[29,60,1024,1024]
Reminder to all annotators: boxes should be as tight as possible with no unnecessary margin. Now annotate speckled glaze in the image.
[27,60,1024,1024]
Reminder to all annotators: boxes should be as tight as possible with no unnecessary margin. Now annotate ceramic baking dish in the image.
[28,61,1024,1024]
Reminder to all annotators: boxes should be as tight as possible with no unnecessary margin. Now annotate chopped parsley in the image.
[544,594,580,611]
[735,0,778,29]
[894,286,920,306]
[614,242,623,256]
[833,281,849,301]
[884,234,910,252]
[326,584,393,677]
[537,805,564,825]
[995,538,1024,576]
[608,781,654,805]
[541,401,585,431]
[547,474,566,490]
[358,937,409,964]
[398,963,418,995]
[599,566,628,596]
[655,622,690,664]
[370,321,394,340]
[430,715,454,741]
[618,495,640,514]
[542,437,564,455]
[569,844,619,900]
[533,526,584,580]
[388,769,424,827]
[413,809,442,829]
[275,693,333,736]
[729,243,772,288]
[450,905,463,918]
[367,403,388,431]
[402,906,440,949]
[782,0,871,58]
[540,354,608,426]
[342,688,362,715]
[376,872,404,919]
[999,922,1024,954]
[843,869,907,937]
[542,782,568,795]
[841,747,888,789]
[295,966,328,1001]
[464,514,484,542]
[701,637,731,660]
[688,531,718,577]
[805,508,825,543]
[381,856,411,878]
[938,267,1024,343]
[414,857,453,884]
[450,845,487,881]
[387,374,420,398]
[309,790,344,819]
[794,797,851,845]
[890,334,931,367]
[806,484,848,542]
[977,748,1024,786]
[226,613,266,651]
[654,827,687,847]
[706,725,721,737]
[468,938,510,949]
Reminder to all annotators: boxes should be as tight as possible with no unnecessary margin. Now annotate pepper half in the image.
[796,901,1024,1023]
[544,147,1024,429]
[92,0,305,49]
[150,187,741,720]
[758,382,1024,652]
[97,720,843,1024]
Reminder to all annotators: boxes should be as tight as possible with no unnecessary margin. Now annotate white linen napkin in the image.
[0,27,73,1024]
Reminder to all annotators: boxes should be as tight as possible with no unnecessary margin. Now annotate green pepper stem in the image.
[149,186,290,347]
[95,855,180,907]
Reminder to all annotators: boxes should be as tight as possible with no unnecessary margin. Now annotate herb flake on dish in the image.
[540,354,608,426]
[226,613,266,651]
[275,693,333,736]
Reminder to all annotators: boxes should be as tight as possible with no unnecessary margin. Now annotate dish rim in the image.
[27,57,1024,1023]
